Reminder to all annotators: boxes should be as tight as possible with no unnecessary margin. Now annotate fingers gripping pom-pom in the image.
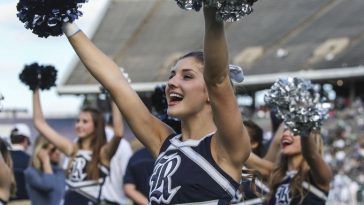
[264,77,330,136]
[213,0,256,22]
[229,64,244,83]
[16,0,87,38]
[174,0,257,22]
[19,63,58,91]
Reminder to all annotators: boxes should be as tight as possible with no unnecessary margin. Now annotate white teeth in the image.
[282,139,292,144]
[170,93,183,98]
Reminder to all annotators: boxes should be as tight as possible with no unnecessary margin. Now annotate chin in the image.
[282,151,300,157]
[78,135,89,139]
[167,111,180,119]
[167,108,179,118]
[281,149,292,156]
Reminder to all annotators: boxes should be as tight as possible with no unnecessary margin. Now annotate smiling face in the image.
[74,111,95,140]
[280,128,302,156]
[165,56,209,119]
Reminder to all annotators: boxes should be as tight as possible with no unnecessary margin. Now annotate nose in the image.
[75,120,81,129]
[167,75,178,90]
[283,128,293,136]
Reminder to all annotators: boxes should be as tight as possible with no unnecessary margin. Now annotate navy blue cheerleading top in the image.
[148,133,240,205]
[268,171,328,205]
[63,150,109,205]
[0,198,6,205]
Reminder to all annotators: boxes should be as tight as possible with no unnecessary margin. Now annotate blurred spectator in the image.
[243,120,264,157]
[102,102,133,205]
[24,136,65,205]
[322,98,364,204]
[9,123,31,203]
[123,147,154,205]
[0,137,16,204]
[237,120,270,205]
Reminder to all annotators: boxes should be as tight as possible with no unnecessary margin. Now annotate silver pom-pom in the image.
[206,0,255,22]
[174,0,256,22]
[175,0,203,11]
[264,77,331,136]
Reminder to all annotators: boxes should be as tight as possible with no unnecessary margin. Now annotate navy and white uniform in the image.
[149,133,240,205]
[64,150,109,205]
[268,171,328,205]
[0,198,6,205]
[232,174,269,205]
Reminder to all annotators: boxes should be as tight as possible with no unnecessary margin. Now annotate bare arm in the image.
[203,7,251,170]
[0,153,9,178]
[100,101,123,166]
[301,131,332,191]
[32,89,75,156]
[263,123,284,162]
[245,153,273,180]
[0,154,12,187]
[124,184,148,205]
[0,153,14,201]
[244,124,283,183]
[64,26,173,157]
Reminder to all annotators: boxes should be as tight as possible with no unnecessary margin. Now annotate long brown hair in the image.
[75,106,107,180]
[0,138,16,196]
[268,132,324,204]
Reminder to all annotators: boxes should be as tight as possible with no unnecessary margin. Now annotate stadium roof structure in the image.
[58,0,364,96]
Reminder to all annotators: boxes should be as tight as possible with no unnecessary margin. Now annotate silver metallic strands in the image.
[174,0,256,22]
[175,0,203,11]
[264,77,330,136]
[211,0,254,22]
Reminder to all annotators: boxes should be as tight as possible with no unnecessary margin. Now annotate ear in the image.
[204,86,210,104]
[251,141,258,149]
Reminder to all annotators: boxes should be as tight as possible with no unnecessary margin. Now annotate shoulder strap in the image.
[170,137,237,198]
[302,181,328,201]
[233,198,265,205]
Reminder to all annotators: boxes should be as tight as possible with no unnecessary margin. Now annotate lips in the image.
[168,92,183,106]
[281,138,293,148]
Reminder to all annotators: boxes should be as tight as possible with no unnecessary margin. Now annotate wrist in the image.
[300,127,312,138]
[41,158,49,163]
[62,22,81,37]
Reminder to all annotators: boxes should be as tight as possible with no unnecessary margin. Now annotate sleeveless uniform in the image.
[232,175,268,205]
[268,171,328,205]
[149,133,240,205]
[64,150,109,205]
[231,166,269,205]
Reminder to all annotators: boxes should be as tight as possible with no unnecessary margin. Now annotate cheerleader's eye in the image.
[183,75,193,79]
